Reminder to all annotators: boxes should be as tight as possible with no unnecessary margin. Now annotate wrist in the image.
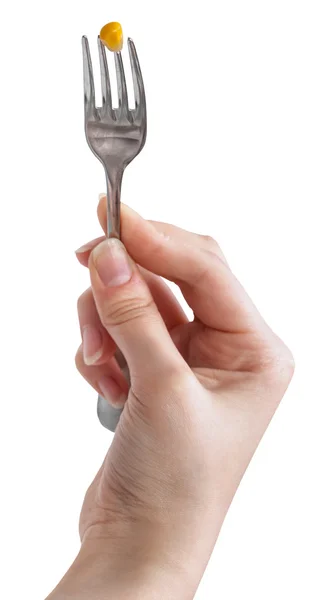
[47,547,199,600]
[46,509,226,600]
[82,538,199,600]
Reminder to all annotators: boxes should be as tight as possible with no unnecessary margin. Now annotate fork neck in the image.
[105,169,123,240]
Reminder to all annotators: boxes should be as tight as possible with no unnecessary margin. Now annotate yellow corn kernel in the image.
[99,22,123,52]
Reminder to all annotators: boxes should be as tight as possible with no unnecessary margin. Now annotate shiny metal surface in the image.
[97,395,123,433]
[82,34,147,431]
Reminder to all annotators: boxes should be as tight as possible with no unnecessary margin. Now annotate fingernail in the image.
[75,241,96,254]
[98,375,127,409]
[75,236,105,254]
[92,239,132,287]
[98,193,106,201]
[82,325,104,366]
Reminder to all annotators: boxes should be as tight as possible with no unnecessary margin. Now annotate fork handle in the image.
[98,169,125,432]
[106,169,123,239]
[97,395,122,432]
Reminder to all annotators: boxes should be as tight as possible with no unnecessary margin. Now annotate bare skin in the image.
[46,196,294,600]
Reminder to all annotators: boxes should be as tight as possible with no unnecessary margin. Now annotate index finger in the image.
[97,196,263,333]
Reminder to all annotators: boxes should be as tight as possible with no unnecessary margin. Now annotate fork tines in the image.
[82,36,146,122]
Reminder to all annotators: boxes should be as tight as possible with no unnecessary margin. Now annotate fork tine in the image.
[127,38,146,117]
[82,36,96,118]
[97,37,113,116]
[114,51,130,119]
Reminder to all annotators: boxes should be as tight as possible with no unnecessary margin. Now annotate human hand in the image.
[55,197,293,599]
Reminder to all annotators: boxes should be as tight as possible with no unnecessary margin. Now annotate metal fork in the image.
[81,34,147,431]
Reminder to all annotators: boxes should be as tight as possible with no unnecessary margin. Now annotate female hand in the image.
[58,196,293,599]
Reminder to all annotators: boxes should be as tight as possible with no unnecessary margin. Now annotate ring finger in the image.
[75,345,129,409]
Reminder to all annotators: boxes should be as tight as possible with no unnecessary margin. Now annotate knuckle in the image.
[77,288,91,313]
[200,235,226,262]
[263,341,295,385]
[104,294,156,328]
[282,344,295,373]
[75,346,84,371]
[276,347,295,380]
[202,234,217,246]
[201,234,220,252]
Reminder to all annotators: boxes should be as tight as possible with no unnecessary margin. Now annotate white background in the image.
[0,1,308,598]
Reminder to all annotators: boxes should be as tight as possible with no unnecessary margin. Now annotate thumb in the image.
[89,238,185,384]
